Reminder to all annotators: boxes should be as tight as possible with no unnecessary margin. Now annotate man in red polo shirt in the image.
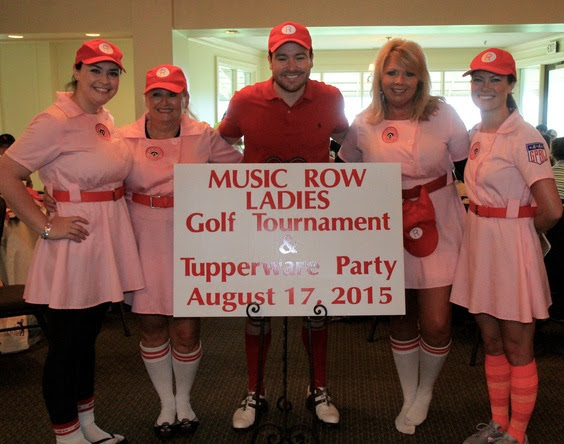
[219,21,349,431]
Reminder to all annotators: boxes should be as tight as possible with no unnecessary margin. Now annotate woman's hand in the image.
[43,189,58,213]
[46,214,90,242]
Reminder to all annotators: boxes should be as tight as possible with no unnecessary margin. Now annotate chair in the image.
[0,196,49,337]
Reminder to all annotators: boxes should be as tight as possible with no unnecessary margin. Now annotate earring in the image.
[380,90,385,102]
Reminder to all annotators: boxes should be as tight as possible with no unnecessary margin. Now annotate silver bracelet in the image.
[40,222,53,240]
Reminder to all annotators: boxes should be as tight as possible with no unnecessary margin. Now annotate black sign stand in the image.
[246,302,325,443]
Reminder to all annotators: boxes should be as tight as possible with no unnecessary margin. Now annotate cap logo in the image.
[156,67,170,78]
[481,52,497,63]
[98,43,114,55]
[281,25,297,35]
[409,227,423,240]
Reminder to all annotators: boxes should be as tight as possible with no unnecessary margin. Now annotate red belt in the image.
[402,174,448,199]
[131,193,174,208]
[468,201,537,218]
[53,185,125,202]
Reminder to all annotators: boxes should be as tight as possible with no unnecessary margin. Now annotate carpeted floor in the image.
[1,309,563,443]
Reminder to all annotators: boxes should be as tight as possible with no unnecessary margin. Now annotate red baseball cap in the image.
[75,39,126,72]
[402,187,439,258]
[268,22,312,53]
[463,48,516,77]
[144,65,187,93]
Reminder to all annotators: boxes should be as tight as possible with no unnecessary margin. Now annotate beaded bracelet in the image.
[40,222,53,240]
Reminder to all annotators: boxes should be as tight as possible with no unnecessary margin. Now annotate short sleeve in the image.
[338,120,363,162]
[443,103,470,163]
[208,126,243,164]
[513,136,554,187]
[331,89,349,134]
[218,92,243,140]
[5,111,63,173]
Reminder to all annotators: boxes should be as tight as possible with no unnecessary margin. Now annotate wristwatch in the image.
[40,222,53,239]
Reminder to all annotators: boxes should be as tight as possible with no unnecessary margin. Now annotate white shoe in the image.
[232,392,267,430]
[307,387,340,426]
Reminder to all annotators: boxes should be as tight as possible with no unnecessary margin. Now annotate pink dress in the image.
[450,112,553,322]
[340,102,469,289]
[6,92,144,309]
[122,114,242,315]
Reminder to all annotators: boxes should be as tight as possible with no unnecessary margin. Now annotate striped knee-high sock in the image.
[390,335,420,435]
[485,353,511,430]
[507,360,538,444]
[405,338,451,426]
[173,343,202,421]
[141,340,176,425]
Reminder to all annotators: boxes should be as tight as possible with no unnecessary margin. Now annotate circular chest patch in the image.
[382,126,398,143]
[95,123,111,140]
[409,227,423,240]
[145,146,164,160]
[470,142,481,160]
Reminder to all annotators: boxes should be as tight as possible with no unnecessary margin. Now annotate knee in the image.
[420,316,452,346]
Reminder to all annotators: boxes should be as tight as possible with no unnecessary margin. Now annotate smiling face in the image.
[73,62,121,113]
[470,70,515,113]
[145,88,187,125]
[269,42,313,101]
[380,52,419,118]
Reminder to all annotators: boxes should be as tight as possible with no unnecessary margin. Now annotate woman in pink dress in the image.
[339,39,469,435]
[452,49,562,444]
[0,40,142,444]
[121,65,242,440]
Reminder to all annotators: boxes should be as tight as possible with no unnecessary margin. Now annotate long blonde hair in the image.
[366,38,441,125]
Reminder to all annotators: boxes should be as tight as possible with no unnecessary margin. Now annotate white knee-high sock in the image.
[391,335,420,435]
[141,340,176,425]
[53,419,89,444]
[405,338,451,426]
[172,342,202,421]
[78,397,125,443]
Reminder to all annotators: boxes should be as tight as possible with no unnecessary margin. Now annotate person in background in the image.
[339,38,469,436]
[121,65,242,440]
[218,21,349,430]
[0,39,143,444]
[0,133,16,156]
[544,137,564,320]
[451,48,562,444]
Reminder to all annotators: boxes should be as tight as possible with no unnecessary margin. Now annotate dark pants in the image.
[42,303,109,425]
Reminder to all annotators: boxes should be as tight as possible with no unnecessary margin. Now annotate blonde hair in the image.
[366,38,441,125]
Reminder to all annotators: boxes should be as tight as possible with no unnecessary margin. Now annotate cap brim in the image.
[270,39,312,53]
[144,82,185,94]
[81,56,126,72]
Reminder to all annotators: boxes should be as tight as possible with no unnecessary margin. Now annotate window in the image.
[313,70,479,130]
[520,66,541,127]
[216,58,255,124]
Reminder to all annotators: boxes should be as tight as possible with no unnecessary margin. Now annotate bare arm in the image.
[0,155,90,242]
[530,178,562,233]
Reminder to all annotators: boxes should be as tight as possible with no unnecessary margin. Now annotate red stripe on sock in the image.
[172,344,202,363]
[77,396,94,413]
[53,419,80,436]
[141,342,171,360]
[420,339,451,355]
[390,336,420,352]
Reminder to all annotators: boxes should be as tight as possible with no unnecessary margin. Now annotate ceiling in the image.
[2,24,563,51]
[179,24,564,51]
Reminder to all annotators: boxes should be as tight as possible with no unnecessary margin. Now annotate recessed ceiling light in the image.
[225,30,239,35]
[85,33,100,37]
[8,35,24,39]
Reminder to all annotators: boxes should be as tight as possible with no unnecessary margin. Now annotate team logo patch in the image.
[156,67,170,78]
[95,123,110,140]
[470,142,480,160]
[526,142,548,165]
[382,127,398,143]
[481,51,497,63]
[145,146,164,160]
[281,25,297,35]
[98,43,114,54]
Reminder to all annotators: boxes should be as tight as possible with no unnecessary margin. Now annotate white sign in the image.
[173,163,405,317]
